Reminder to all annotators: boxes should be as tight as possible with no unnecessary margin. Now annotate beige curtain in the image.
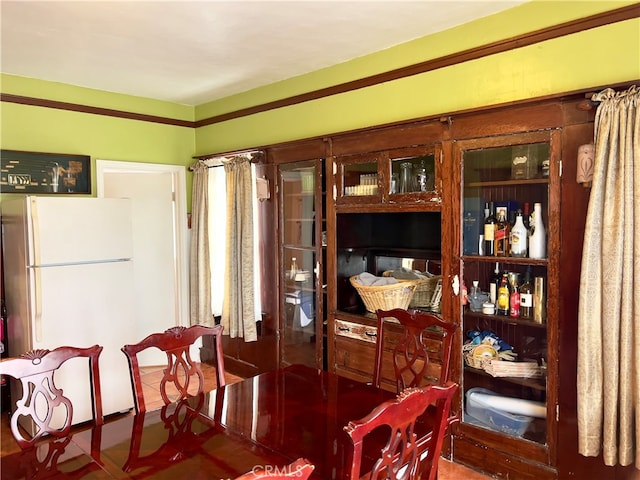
[222,155,257,341]
[189,161,213,326]
[577,85,639,469]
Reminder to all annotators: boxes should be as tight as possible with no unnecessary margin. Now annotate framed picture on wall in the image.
[0,150,91,194]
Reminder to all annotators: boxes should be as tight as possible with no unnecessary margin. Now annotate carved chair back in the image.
[374,309,457,393]
[122,324,226,413]
[344,382,457,480]
[0,345,104,448]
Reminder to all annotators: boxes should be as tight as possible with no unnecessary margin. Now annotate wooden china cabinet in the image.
[325,120,449,386]
[322,96,602,479]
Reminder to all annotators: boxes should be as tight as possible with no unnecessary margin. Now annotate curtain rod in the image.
[189,149,264,171]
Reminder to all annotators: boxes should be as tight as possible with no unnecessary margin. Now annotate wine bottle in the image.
[510,209,528,257]
[494,208,510,257]
[520,267,533,319]
[489,262,500,304]
[496,273,510,316]
[523,202,531,233]
[483,202,497,256]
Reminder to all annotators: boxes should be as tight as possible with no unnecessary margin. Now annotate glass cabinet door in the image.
[280,160,325,369]
[458,131,558,446]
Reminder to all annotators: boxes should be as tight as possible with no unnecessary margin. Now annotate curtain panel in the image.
[577,85,639,468]
[222,156,258,342]
[189,161,212,326]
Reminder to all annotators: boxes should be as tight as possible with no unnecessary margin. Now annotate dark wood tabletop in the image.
[1,364,397,479]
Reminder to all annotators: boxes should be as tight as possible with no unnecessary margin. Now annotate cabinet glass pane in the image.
[461,141,549,445]
[342,161,378,196]
[283,246,317,367]
[282,168,316,248]
[390,153,435,194]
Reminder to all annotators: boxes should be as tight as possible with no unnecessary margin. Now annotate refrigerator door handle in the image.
[34,267,43,343]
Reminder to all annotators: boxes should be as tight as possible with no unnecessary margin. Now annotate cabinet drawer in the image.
[334,319,377,343]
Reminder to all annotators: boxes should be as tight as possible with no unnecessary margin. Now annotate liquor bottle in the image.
[489,262,500,304]
[523,202,532,233]
[483,202,497,256]
[494,208,510,257]
[496,273,510,316]
[529,202,546,259]
[520,268,533,319]
[510,210,528,257]
[509,275,521,317]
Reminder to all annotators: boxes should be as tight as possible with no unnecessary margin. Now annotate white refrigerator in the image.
[2,196,136,427]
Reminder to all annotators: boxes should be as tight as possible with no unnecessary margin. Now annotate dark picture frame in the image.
[1,150,91,194]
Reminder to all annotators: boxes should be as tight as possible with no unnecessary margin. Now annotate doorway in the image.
[95,160,189,345]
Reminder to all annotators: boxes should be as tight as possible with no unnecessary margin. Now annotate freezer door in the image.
[30,261,136,424]
[27,196,133,266]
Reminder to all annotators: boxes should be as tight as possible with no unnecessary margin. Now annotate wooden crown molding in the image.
[2,3,638,128]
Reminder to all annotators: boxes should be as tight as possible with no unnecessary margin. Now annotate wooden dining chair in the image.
[344,381,458,480]
[0,345,104,448]
[122,324,226,413]
[373,308,457,393]
[234,458,315,480]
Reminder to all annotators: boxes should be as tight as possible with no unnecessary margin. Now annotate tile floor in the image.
[1,364,493,479]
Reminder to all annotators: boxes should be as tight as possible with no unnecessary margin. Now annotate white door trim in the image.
[95,160,189,328]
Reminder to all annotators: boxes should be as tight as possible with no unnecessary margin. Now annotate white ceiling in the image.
[1,1,527,106]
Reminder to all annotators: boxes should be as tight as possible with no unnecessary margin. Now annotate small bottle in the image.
[496,274,510,316]
[494,208,510,257]
[289,257,299,280]
[483,202,497,256]
[509,275,521,317]
[510,210,528,257]
[529,203,546,259]
[489,262,500,304]
[520,268,534,319]
[469,280,481,312]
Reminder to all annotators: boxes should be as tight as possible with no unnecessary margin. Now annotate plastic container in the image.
[465,388,534,437]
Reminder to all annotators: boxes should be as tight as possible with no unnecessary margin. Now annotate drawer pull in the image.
[338,327,350,332]
[364,331,377,337]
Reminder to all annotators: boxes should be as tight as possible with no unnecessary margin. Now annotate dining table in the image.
[1,364,402,480]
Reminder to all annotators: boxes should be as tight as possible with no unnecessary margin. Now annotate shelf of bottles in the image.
[461,141,549,445]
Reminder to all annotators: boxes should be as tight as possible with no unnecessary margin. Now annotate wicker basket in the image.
[349,275,419,313]
[382,271,441,308]
[464,352,491,370]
